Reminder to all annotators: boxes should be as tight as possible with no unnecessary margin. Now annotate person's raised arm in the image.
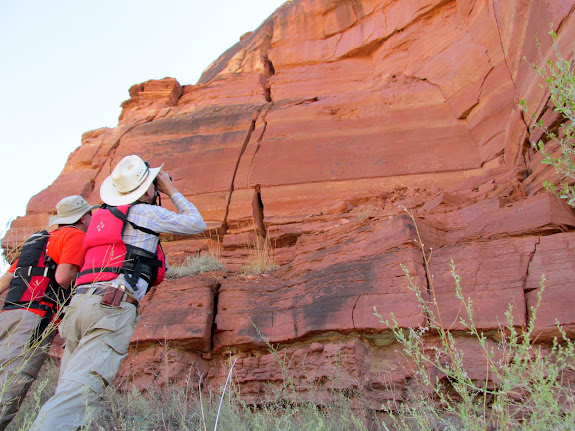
[148,171,207,235]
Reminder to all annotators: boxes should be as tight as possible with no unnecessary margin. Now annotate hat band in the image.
[115,167,150,194]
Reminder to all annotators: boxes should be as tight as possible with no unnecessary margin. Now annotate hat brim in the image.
[48,204,100,226]
[100,165,163,206]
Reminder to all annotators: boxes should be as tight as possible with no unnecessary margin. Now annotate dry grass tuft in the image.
[165,253,226,279]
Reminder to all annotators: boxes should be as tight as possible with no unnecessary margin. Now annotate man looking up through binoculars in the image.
[31,155,207,430]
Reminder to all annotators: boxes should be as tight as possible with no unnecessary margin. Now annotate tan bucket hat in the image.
[49,196,99,226]
[100,155,163,206]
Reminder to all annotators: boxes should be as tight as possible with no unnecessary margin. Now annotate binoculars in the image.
[144,161,171,206]
[144,161,172,187]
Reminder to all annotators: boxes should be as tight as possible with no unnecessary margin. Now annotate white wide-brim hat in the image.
[100,155,163,206]
[49,195,99,226]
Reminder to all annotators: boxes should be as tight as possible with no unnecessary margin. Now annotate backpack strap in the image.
[105,205,161,288]
[14,266,54,279]
[77,266,123,278]
[2,301,54,312]
[122,246,162,289]
[108,206,160,237]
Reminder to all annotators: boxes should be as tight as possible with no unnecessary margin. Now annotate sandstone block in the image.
[132,275,219,351]
[428,237,539,331]
[525,232,575,340]
[215,245,426,350]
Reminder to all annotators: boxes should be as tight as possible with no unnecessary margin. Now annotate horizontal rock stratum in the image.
[4,0,575,409]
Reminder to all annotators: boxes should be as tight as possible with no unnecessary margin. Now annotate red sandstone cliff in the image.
[4,0,575,408]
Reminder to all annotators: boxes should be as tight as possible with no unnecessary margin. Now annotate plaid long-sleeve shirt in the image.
[92,192,206,301]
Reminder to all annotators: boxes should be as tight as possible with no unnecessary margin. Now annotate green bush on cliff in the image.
[375,209,575,430]
[377,269,575,430]
[521,26,575,207]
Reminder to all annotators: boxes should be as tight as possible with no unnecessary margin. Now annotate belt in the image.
[75,285,139,307]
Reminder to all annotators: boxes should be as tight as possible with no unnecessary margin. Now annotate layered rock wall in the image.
[4,0,575,409]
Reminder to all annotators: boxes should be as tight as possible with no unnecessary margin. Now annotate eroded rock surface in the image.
[5,0,575,410]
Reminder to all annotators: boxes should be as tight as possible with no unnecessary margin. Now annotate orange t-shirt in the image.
[8,227,85,273]
[7,227,86,315]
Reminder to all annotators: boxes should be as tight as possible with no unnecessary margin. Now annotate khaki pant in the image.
[30,291,138,431]
[0,309,55,431]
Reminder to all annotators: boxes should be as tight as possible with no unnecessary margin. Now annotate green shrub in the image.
[377,267,575,430]
[375,210,575,430]
[521,26,575,207]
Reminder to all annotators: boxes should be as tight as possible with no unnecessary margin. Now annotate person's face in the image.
[142,183,156,204]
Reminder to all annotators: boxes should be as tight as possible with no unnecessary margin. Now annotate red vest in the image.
[75,205,165,290]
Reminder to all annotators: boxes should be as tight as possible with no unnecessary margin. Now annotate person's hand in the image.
[155,171,178,197]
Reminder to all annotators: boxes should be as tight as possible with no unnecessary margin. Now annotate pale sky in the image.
[0,0,287,270]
